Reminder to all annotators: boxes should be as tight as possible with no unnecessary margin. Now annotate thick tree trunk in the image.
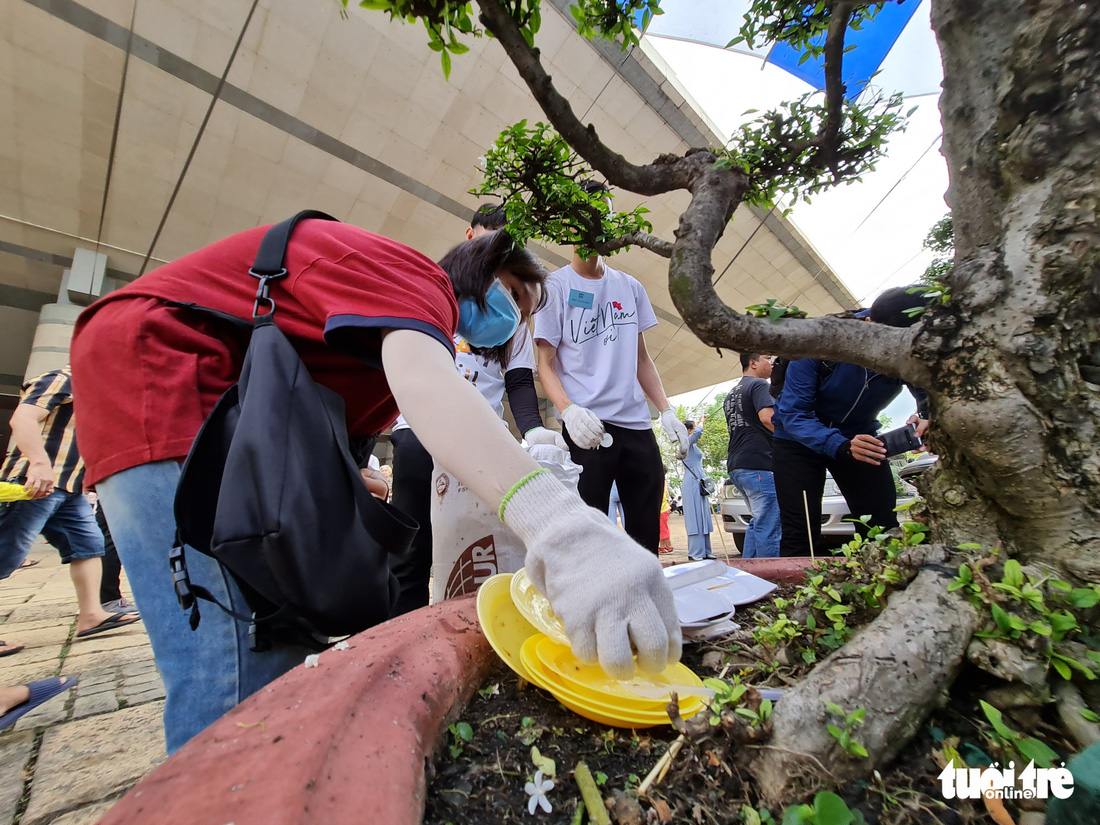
[920,0,1100,582]
[749,553,981,805]
[748,5,1100,798]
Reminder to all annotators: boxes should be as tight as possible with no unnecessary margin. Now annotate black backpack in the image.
[769,358,836,400]
[168,211,417,650]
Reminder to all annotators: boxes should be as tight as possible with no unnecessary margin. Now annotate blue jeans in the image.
[0,489,104,578]
[97,461,312,754]
[730,469,781,559]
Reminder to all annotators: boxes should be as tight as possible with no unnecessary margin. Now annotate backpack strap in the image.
[250,210,338,318]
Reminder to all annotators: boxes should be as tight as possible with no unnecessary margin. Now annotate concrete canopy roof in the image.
[1,0,855,400]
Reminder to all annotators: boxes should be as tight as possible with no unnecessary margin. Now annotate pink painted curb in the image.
[99,594,494,825]
[662,556,814,585]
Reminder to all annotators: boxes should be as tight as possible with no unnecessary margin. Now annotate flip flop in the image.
[0,641,25,658]
[76,612,142,639]
[0,677,78,730]
[16,559,40,570]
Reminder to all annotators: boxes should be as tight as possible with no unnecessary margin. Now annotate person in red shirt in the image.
[71,220,681,753]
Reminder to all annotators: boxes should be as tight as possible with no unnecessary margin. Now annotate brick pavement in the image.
[0,512,734,825]
[0,542,164,825]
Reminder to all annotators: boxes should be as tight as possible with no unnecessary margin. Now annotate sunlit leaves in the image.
[471,121,653,258]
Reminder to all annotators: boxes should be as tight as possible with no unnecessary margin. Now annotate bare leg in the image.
[0,685,30,716]
[70,558,139,634]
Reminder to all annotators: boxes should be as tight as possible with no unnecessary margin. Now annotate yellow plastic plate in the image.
[519,637,685,728]
[533,636,707,709]
[0,482,30,502]
[509,567,570,645]
[533,636,706,718]
[476,573,539,682]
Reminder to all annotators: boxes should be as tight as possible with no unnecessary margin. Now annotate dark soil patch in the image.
[423,588,996,825]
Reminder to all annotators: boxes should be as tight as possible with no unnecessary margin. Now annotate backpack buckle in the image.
[169,543,195,611]
[249,267,287,319]
[248,616,272,653]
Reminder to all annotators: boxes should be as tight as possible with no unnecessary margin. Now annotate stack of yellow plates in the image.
[476,572,705,729]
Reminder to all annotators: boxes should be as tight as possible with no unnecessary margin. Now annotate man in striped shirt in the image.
[0,368,140,652]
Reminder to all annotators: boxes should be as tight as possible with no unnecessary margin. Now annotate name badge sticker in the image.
[568,289,594,310]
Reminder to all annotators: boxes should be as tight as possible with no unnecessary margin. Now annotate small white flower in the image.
[333,641,350,651]
[477,155,487,170]
[304,654,320,668]
[524,770,554,815]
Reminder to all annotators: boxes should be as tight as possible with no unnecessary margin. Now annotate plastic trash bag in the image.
[430,443,583,602]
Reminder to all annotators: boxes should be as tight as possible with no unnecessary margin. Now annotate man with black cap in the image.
[770,286,931,556]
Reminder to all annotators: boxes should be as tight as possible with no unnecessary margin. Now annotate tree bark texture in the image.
[924,0,1100,582]
[749,559,981,805]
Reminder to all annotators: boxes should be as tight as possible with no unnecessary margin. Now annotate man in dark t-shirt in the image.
[723,353,781,558]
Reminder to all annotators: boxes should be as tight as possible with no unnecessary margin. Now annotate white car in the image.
[721,473,854,552]
[721,454,936,552]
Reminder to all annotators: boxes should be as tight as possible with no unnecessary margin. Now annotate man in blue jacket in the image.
[771,287,930,556]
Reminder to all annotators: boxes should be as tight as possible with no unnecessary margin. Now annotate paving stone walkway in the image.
[0,512,729,825]
[0,543,164,825]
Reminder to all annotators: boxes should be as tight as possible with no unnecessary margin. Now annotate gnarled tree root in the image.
[749,555,981,806]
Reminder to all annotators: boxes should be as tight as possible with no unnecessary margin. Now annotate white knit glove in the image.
[502,471,682,679]
[561,404,605,450]
[661,408,689,458]
[525,426,569,451]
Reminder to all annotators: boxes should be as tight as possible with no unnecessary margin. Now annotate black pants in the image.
[388,428,434,616]
[95,506,123,603]
[562,422,663,554]
[772,437,898,557]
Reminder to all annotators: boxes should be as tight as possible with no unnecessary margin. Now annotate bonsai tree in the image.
[351,0,1100,805]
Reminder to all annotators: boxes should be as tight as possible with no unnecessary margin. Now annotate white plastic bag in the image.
[430,445,582,602]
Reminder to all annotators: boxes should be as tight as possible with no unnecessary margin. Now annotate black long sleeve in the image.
[503,368,543,435]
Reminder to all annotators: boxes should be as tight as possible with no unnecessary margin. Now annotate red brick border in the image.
[99,594,493,825]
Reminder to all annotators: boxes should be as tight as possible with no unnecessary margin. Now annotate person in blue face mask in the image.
[387,206,567,615]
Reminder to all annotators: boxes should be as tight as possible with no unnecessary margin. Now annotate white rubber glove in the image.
[502,471,682,680]
[561,404,605,450]
[661,408,689,458]
[525,426,569,451]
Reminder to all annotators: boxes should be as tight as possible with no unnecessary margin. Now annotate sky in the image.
[648,9,948,424]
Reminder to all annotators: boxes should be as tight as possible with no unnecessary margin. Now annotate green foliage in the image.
[740,804,777,825]
[471,121,653,258]
[447,720,473,757]
[978,700,1059,769]
[570,0,661,48]
[748,523,925,673]
[746,298,808,322]
[345,0,482,79]
[715,90,908,210]
[921,213,954,285]
[702,677,773,728]
[823,702,869,759]
[950,551,1100,681]
[781,791,867,825]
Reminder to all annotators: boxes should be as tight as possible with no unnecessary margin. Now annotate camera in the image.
[879,423,922,457]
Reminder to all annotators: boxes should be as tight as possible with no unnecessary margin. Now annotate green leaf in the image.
[453,721,473,741]
[1069,588,1100,608]
[990,604,1014,634]
[957,543,983,550]
[440,49,452,80]
[1051,657,1073,680]
[812,791,855,825]
[781,804,815,825]
[1079,708,1100,723]
[1015,737,1058,769]
[979,701,1015,740]
[1003,559,1024,589]
[850,742,869,758]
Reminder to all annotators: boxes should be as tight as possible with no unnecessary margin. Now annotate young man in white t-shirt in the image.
[533,184,688,553]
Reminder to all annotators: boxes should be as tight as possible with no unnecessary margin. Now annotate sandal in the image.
[0,677,78,730]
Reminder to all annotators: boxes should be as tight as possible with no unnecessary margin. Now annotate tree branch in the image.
[813,1,856,167]
[596,231,674,257]
[473,0,693,195]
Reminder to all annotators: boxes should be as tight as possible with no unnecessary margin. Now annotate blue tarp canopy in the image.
[637,0,942,99]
